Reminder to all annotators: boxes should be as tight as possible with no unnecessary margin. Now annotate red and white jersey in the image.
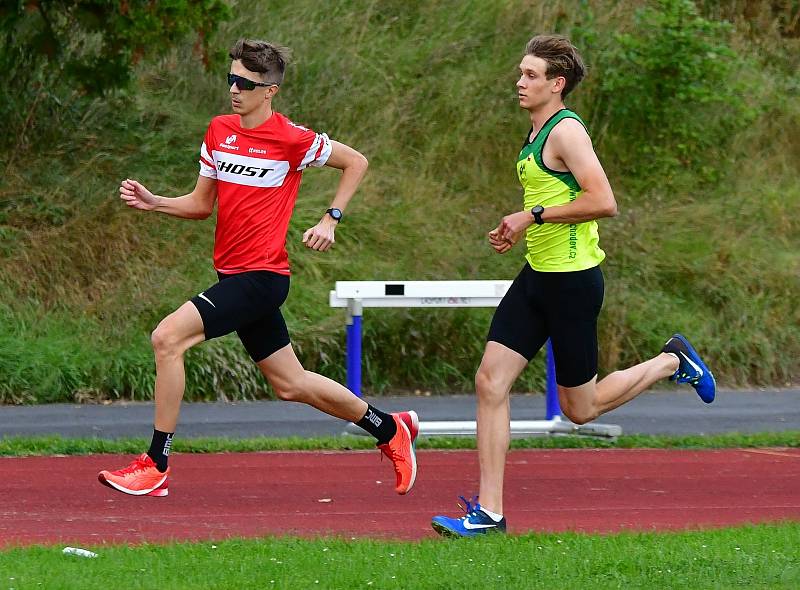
[198,112,331,275]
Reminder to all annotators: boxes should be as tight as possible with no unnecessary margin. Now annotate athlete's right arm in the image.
[119,176,217,219]
[488,227,521,254]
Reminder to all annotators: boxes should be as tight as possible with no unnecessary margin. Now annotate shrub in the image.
[590,0,754,182]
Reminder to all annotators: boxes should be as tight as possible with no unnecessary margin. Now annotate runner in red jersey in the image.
[99,39,418,500]
[199,111,333,275]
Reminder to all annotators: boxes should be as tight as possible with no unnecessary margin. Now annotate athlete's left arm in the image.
[543,120,618,223]
[498,119,617,239]
[302,141,369,252]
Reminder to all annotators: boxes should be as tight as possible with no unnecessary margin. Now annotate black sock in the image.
[356,404,397,445]
[147,428,174,472]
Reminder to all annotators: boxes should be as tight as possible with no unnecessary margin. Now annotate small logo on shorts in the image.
[198,293,216,308]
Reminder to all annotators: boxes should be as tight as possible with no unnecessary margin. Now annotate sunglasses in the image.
[227,73,275,91]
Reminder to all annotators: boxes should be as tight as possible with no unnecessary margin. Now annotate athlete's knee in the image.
[562,409,594,425]
[270,372,308,402]
[560,401,596,425]
[475,366,508,404]
[150,320,186,359]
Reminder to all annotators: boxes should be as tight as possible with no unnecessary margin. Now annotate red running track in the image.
[1,448,799,546]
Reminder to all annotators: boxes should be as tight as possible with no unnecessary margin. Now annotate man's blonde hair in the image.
[525,35,586,98]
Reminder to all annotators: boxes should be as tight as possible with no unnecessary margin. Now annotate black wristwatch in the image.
[326,208,343,223]
[531,205,545,225]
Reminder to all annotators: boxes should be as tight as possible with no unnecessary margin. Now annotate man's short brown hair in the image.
[229,39,291,86]
[525,35,586,98]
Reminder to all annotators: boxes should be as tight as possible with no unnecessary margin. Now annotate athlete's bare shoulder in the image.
[548,116,593,154]
[549,116,590,141]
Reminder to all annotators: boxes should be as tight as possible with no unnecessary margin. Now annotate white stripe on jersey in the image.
[211,150,290,187]
[199,142,217,178]
[201,142,213,165]
[297,132,332,171]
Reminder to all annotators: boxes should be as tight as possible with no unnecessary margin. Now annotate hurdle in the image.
[330,281,621,438]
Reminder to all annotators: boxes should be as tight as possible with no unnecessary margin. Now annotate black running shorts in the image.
[487,263,604,387]
[190,271,291,363]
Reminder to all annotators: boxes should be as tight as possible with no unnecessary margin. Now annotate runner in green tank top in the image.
[432,34,717,538]
[517,108,605,272]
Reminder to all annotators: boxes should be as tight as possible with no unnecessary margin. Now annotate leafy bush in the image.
[589,0,754,182]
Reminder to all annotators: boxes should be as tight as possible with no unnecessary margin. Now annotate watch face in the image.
[328,208,342,220]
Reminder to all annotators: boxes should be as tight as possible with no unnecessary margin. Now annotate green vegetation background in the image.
[1,0,798,403]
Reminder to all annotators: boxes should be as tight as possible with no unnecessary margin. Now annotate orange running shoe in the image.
[98,453,170,497]
[378,411,419,495]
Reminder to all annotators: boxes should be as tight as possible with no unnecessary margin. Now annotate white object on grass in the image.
[62,547,98,558]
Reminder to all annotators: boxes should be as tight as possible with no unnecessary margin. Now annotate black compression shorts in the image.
[487,263,604,387]
[190,270,290,363]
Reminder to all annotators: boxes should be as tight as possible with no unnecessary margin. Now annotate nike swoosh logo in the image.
[678,351,703,376]
[198,293,216,308]
[463,521,498,530]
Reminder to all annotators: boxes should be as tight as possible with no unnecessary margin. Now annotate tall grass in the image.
[1,0,798,402]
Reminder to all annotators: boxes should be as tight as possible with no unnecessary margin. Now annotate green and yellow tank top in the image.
[517,108,605,272]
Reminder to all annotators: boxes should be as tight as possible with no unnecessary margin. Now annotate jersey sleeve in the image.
[199,123,217,179]
[288,121,332,171]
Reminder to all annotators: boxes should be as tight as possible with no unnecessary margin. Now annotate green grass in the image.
[1,431,798,456]
[1,524,798,589]
[1,0,798,402]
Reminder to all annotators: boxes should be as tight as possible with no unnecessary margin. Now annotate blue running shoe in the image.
[431,496,507,538]
[662,333,716,403]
